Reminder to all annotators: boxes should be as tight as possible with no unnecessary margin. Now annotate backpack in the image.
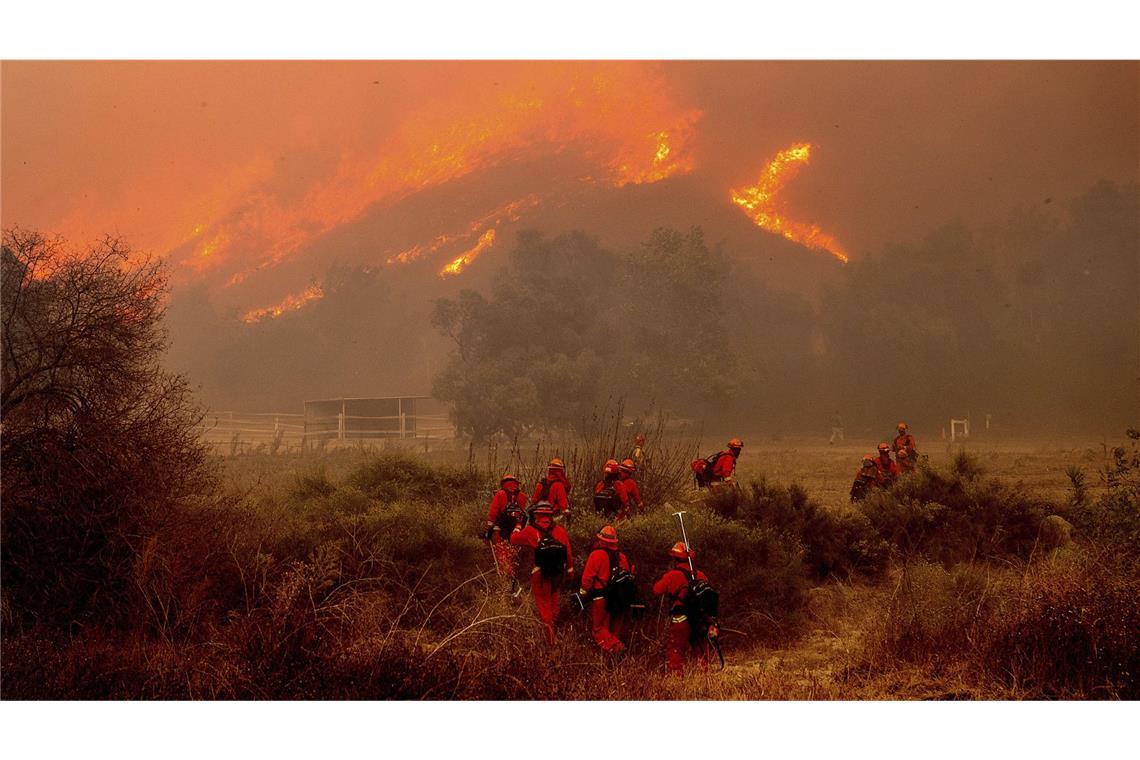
[534,526,568,579]
[602,550,638,614]
[691,451,727,485]
[496,489,526,533]
[593,480,620,516]
[680,568,719,638]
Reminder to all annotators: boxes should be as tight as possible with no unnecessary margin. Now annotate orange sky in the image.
[3,61,1137,310]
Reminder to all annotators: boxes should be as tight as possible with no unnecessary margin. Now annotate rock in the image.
[1039,515,1073,550]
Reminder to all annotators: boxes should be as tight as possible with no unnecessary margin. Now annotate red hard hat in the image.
[878,442,890,453]
[727,438,744,449]
[668,541,693,560]
[533,502,554,516]
[596,525,618,545]
[500,474,518,485]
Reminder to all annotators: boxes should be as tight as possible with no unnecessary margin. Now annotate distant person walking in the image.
[829,413,845,445]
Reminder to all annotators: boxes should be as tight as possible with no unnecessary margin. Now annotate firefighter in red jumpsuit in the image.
[577,525,635,653]
[653,542,714,676]
[711,438,744,484]
[511,502,573,645]
[892,422,918,460]
[484,474,528,592]
[594,459,631,519]
[532,457,572,519]
[618,458,642,513]
[876,442,900,486]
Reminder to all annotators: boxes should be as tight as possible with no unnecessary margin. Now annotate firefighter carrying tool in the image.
[654,511,722,673]
[577,525,636,654]
[483,474,528,594]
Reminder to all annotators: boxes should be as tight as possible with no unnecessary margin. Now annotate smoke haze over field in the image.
[2,61,1137,433]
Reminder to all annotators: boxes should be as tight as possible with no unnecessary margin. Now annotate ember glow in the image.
[439,229,497,278]
[730,143,850,264]
[241,284,325,323]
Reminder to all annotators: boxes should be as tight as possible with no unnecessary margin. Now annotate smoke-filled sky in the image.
[3,61,1137,318]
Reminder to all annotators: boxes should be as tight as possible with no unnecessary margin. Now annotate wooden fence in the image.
[195,410,454,455]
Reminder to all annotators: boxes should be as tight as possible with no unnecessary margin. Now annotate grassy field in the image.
[3,429,1136,699]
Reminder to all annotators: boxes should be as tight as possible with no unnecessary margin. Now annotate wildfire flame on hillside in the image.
[170,65,700,288]
[730,143,849,263]
[439,229,497,278]
[386,195,541,266]
[241,284,325,323]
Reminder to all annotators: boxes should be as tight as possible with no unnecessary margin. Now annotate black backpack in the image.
[533,526,568,579]
[680,568,719,637]
[496,489,526,533]
[593,479,620,515]
[602,550,638,614]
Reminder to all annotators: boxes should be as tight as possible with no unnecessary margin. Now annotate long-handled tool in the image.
[673,510,725,669]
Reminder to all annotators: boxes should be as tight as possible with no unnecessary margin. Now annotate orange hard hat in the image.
[619,458,636,472]
[862,455,876,466]
[668,541,693,560]
[500,474,518,485]
[728,438,744,449]
[898,422,908,431]
[878,442,890,453]
[596,525,618,545]
[548,457,565,470]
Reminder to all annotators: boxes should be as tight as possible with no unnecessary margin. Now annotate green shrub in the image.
[347,453,481,504]
[705,480,889,581]
[858,459,1052,565]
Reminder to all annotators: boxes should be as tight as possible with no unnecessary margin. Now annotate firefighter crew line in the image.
[483,438,735,675]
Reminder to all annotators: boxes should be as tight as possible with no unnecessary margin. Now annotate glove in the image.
[481,523,495,541]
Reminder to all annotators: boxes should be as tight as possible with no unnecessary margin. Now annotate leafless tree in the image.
[2,228,212,627]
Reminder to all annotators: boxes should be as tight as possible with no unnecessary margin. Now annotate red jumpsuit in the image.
[511,521,573,645]
[653,564,711,676]
[594,478,631,520]
[876,455,900,485]
[579,545,635,653]
[486,485,528,578]
[711,452,737,481]
[531,472,571,515]
[893,433,917,457]
[620,475,642,512]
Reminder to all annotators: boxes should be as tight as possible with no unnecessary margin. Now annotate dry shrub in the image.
[346,452,481,504]
[985,551,1140,698]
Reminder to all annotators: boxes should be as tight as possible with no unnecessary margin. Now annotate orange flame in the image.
[730,143,849,263]
[241,284,325,323]
[439,229,496,278]
[187,65,699,288]
[386,195,541,266]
